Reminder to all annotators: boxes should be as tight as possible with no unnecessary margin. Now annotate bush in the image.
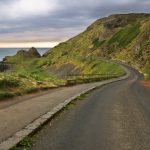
[24,87,39,94]
[0,78,20,88]
[0,92,15,100]
[18,137,33,148]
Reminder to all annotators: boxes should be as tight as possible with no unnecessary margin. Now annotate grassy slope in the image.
[1,51,124,100]
[0,58,124,100]
[45,13,150,78]
[1,47,124,100]
[0,49,65,100]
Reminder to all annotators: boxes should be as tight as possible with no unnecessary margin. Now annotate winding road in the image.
[30,65,150,150]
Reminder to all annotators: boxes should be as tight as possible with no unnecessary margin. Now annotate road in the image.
[30,66,150,150]
[0,80,113,143]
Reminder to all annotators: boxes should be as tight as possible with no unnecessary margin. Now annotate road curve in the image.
[30,65,150,150]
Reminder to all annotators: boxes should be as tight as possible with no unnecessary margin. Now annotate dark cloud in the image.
[0,0,149,45]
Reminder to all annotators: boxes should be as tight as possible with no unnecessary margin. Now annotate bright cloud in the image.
[0,0,149,47]
[0,0,57,19]
[0,42,58,48]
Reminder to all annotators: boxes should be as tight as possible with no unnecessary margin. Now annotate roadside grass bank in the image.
[0,57,125,101]
[0,72,65,101]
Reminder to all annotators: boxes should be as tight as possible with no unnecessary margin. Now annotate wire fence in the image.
[63,74,121,85]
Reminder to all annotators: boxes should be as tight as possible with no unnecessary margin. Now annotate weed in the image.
[10,137,33,150]
[0,92,15,100]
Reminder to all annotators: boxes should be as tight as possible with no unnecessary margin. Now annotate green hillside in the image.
[44,13,150,78]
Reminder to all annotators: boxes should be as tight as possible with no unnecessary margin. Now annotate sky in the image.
[0,0,149,48]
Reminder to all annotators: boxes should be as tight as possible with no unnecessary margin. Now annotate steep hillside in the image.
[44,13,150,78]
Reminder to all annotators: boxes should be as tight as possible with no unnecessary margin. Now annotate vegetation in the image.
[1,51,124,100]
[44,13,150,78]
[0,71,64,100]
[92,38,105,49]
[2,13,149,100]
[108,24,140,47]
[0,49,65,100]
[10,137,33,150]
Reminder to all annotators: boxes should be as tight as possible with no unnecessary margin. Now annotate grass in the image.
[0,92,15,100]
[92,38,105,49]
[1,54,67,100]
[10,137,33,150]
[143,64,150,80]
[0,55,125,101]
[0,67,63,100]
[108,24,140,47]
[24,87,39,94]
[18,137,33,148]
[66,74,120,85]
[0,75,20,88]
[80,57,125,75]
[46,56,125,85]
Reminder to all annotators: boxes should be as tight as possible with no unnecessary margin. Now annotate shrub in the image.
[0,92,15,100]
[24,87,39,94]
[0,78,20,88]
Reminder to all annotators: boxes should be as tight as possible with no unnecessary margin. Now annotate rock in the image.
[28,47,41,58]
[2,47,41,64]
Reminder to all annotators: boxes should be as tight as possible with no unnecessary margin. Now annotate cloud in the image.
[0,0,57,19]
[0,26,85,43]
[0,0,149,46]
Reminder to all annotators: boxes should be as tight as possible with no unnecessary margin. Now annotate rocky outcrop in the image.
[28,47,41,58]
[3,47,41,62]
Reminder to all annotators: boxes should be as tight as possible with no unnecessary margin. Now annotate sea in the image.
[0,48,49,61]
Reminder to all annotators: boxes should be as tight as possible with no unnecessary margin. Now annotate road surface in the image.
[0,80,113,143]
[30,66,150,150]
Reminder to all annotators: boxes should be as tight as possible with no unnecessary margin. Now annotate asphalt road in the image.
[0,79,112,143]
[30,66,150,150]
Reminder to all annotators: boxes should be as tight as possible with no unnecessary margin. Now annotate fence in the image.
[64,74,120,85]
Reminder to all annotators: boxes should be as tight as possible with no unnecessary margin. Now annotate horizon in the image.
[0,0,149,48]
[0,47,50,61]
[0,42,58,48]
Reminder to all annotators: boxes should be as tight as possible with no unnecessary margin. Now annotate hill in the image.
[44,13,150,78]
